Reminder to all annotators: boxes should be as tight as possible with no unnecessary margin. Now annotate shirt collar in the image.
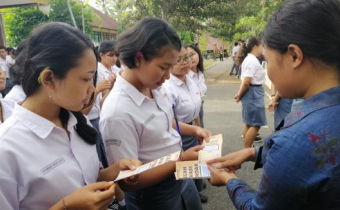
[170,73,184,86]
[187,70,196,78]
[12,103,78,139]
[116,73,146,106]
[283,86,340,128]
[98,62,112,74]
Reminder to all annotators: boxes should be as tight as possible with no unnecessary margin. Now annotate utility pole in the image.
[67,0,78,29]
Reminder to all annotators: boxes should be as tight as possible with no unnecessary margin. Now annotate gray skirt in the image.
[241,85,267,127]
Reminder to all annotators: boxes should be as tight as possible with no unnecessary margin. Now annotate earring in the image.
[136,62,139,67]
[48,92,53,101]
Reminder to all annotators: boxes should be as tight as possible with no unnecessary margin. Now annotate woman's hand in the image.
[96,80,111,93]
[182,145,204,161]
[62,182,115,210]
[207,148,255,171]
[118,158,142,185]
[208,166,238,186]
[267,101,279,112]
[195,127,212,145]
[234,94,241,103]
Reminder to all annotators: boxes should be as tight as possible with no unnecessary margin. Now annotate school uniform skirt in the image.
[274,98,293,128]
[241,85,267,127]
[125,175,183,210]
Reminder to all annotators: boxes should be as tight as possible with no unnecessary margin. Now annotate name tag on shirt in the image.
[41,157,65,175]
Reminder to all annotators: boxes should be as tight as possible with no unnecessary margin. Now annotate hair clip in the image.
[37,67,50,84]
[136,51,144,59]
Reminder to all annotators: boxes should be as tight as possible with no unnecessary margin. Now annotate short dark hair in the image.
[19,22,98,145]
[6,47,14,54]
[185,44,204,73]
[98,40,117,62]
[0,46,6,51]
[234,42,238,46]
[235,37,261,65]
[264,0,340,70]
[117,17,181,69]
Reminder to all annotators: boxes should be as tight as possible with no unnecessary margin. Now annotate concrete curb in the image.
[205,61,221,71]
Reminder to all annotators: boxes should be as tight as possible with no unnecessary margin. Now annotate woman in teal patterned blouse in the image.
[207,0,340,209]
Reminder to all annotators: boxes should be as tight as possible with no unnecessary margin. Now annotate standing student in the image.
[234,37,266,148]
[0,22,141,210]
[208,0,340,209]
[230,42,240,76]
[4,40,28,102]
[186,44,207,128]
[0,46,14,94]
[0,67,15,125]
[100,18,210,210]
[164,46,210,205]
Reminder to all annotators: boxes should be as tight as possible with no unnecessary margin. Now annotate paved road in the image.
[200,58,274,210]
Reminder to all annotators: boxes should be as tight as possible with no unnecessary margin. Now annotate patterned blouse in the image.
[227,86,340,209]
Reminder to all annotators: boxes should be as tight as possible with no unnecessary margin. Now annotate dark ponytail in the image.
[264,0,340,70]
[235,37,261,66]
[9,39,28,86]
[20,22,98,145]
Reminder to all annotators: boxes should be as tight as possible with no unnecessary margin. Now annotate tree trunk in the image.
[67,0,78,29]
[161,1,168,21]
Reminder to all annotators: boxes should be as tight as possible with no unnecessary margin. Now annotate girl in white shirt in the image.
[0,67,15,125]
[4,40,27,102]
[234,37,267,148]
[0,22,141,210]
[100,18,210,210]
[186,44,207,128]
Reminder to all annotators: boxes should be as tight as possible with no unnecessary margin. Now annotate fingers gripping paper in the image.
[175,134,223,180]
[115,151,181,181]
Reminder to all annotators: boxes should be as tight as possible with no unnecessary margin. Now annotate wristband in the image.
[178,154,185,161]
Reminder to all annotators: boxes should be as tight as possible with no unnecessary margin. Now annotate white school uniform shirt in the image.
[0,104,100,210]
[232,45,240,57]
[5,85,26,102]
[0,55,14,78]
[187,70,207,100]
[0,99,15,126]
[87,63,122,120]
[163,74,201,124]
[241,53,266,85]
[100,74,181,164]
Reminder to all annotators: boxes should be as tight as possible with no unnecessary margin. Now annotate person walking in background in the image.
[234,37,266,148]
[230,42,240,76]
[219,47,224,61]
[208,0,340,209]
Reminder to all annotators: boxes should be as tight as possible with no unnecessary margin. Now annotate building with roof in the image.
[91,7,118,44]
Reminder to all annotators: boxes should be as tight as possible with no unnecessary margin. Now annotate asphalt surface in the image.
[200,58,274,210]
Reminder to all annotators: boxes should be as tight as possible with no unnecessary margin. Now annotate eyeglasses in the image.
[177,55,193,64]
[107,52,119,57]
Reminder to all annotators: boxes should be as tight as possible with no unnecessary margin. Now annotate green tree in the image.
[49,0,93,35]
[199,36,207,55]
[2,7,48,46]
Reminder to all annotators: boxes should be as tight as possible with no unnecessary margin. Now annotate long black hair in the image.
[185,44,204,73]
[235,37,261,66]
[264,0,340,70]
[117,17,181,68]
[19,22,98,145]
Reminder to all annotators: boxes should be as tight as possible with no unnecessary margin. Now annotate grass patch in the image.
[203,59,219,69]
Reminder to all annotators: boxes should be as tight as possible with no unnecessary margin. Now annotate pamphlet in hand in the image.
[175,134,223,180]
[115,151,181,181]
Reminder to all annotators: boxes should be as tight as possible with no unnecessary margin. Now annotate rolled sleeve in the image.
[100,118,139,165]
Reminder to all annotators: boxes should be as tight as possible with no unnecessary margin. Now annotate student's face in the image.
[137,47,178,90]
[52,49,96,111]
[0,49,7,59]
[171,47,191,77]
[187,47,199,70]
[264,45,299,98]
[100,51,118,67]
[0,68,6,91]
